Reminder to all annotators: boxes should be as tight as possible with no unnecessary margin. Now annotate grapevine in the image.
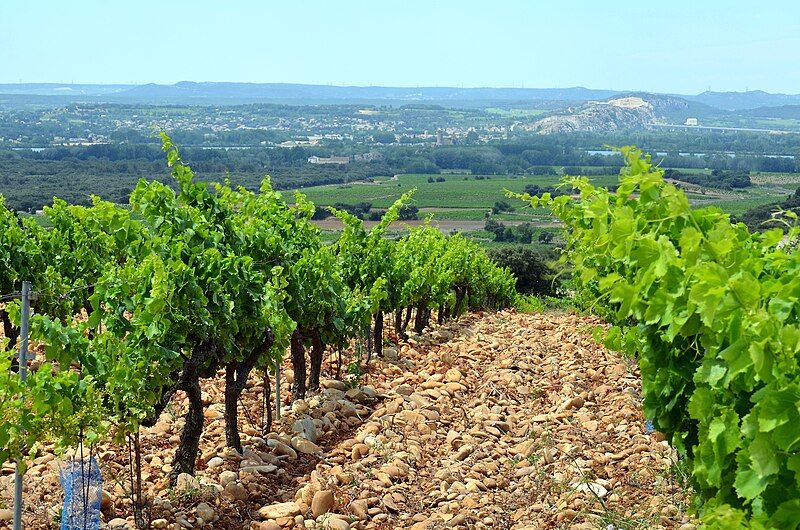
[0,134,516,501]
[515,147,800,529]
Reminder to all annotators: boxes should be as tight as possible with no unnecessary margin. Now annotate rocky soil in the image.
[0,311,695,530]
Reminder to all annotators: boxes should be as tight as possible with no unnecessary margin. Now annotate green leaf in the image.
[770,499,800,530]
[734,466,769,500]
[749,436,779,478]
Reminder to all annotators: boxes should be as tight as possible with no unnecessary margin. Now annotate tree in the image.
[538,230,554,244]
[399,204,419,220]
[488,246,558,295]
[492,201,514,214]
[484,219,505,240]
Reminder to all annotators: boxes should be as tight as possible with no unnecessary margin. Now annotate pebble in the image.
[107,518,130,530]
[291,436,322,455]
[453,444,474,461]
[223,481,249,501]
[445,368,462,383]
[382,493,401,512]
[219,470,238,486]
[258,501,302,519]
[267,438,298,459]
[322,379,348,391]
[311,489,335,517]
[175,472,199,493]
[292,399,310,414]
[448,513,467,527]
[325,518,350,530]
[350,499,369,519]
[293,416,318,443]
[206,456,224,468]
[196,501,216,521]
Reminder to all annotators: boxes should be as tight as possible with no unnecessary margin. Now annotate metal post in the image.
[275,359,281,421]
[13,281,31,530]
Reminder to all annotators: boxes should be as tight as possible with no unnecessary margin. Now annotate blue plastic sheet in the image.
[60,456,102,530]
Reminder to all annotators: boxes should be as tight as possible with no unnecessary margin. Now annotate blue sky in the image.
[1,0,799,94]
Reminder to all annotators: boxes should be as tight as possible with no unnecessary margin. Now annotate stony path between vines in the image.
[2,311,696,530]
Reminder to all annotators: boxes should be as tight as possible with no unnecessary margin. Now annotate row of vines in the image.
[0,134,516,498]
[519,148,800,529]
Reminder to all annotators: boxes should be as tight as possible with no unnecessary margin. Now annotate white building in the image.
[308,156,350,165]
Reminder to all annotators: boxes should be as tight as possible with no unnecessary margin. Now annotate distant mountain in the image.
[687,90,800,111]
[0,83,134,96]
[0,82,797,111]
[528,93,713,134]
[113,81,621,102]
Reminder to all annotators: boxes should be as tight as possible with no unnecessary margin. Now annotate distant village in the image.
[0,103,511,150]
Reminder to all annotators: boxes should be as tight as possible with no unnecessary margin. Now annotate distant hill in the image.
[113,81,621,102]
[687,90,800,111]
[0,83,134,96]
[528,93,718,134]
[739,105,800,119]
[0,82,797,112]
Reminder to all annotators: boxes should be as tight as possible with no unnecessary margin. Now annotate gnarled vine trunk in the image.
[414,304,428,334]
[263,372,273,435]
[224,329,274,453]
[373,310,383,356]
[308,329,325,392]
[290,329,307,400]
[454,286,467,317]
[1,309,19,352]
[402,306,413,333]
[170,376,203,481]
[394,309,403,335]
[141,338,218,486]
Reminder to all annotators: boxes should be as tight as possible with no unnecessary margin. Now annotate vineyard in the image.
[0,134,515,529]
[2,139,799,530]
[516,148,800,529]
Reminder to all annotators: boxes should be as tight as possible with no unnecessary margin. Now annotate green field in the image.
[288,171,787,216]
[694,193,786,217]
[287,171,792,249]
[287,173,619,212]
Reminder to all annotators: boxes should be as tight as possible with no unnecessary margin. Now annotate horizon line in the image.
[0,81,795,97]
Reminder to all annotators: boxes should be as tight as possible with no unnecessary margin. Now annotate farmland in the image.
[287,173,618,211]
[286,170,791,235]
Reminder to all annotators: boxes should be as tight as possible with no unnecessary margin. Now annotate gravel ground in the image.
[0,311,696,530]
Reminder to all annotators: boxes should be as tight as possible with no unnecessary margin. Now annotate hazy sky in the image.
[2,0,799,94]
